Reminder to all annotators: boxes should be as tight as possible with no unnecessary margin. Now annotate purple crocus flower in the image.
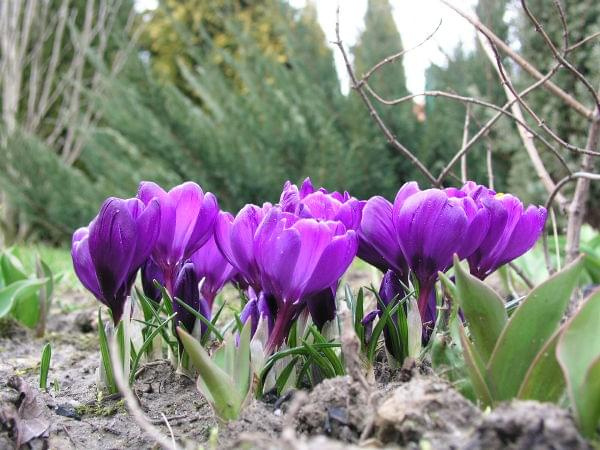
[280,177,365,231]
[254,207,358,352]
[173,262,210,335]
[214,203,272,292]
[392,182,490,330]
[461,187,547,279]
[188,235,237,310]
[358,196,408,277]
[72,197,161,323]
[137,181,219,293]
[280,178,365,330]
[239,289,276,339]
[141,258,164,303]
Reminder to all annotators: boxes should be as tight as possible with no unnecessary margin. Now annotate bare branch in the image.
[486,139,494,190]
[566,31,600,53]
[460,105,471,183]
[476,31,568,206]
[358,19,442,84]
[364,85,571,172]
[440,0,594,120]
[333,8,437,185]
[565,107,600,262]
[552,0,569,55]
[520,0,600,111]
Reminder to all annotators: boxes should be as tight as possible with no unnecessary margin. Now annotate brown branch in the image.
[486,138,494,190]
[521,0,600,111]
[440,0,594,120]
[460,105,471,183]
[552,0,569,55]
[333,8,437,185]
[364,85,571,172]
[565,107,600,262]
[477,32,568,207]
[543,170,600,272]
[566,31,600,53]
[358,19,442,84]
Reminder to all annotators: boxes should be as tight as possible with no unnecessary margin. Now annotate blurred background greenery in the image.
[0,0,599,244]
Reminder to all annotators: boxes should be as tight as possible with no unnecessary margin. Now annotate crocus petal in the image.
[71,229,102,300]
[131,198,161,269]
[303,230,358,296]
[88,198,136,305]
[173,262,200,332]
[497,206,547,265]
[305,286,337,330]
[141,258,164,302]
[299,177,315,198]
[185,191,218,259]
[359,196,407,276]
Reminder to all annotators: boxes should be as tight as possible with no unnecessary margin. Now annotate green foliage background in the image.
[1,0,599,242]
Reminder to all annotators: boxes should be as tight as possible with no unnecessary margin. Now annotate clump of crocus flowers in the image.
[72,178,546,359]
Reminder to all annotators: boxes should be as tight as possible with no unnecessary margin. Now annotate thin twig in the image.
[486,139,494,190]
[565,106,600,262]
[161,412,177,450]
[333,7,437,185]
[460,105,471,183]
[359,19,442,84]
[364,85,571,173]
[542,171,600,272]
[566,31,600,53]
[508,262,534,290]
[475,32,568,205]
[440,0,594,120]
[552,0,568,55]
[109,338,180,450]
[521,0,600,111]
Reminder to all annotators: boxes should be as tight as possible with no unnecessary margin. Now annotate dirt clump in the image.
[465,400,591,450]
[371,376,481,448]
[293,375,371,443]
[219,399,284,448]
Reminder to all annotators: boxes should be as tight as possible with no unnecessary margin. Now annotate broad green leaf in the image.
[233,321,252,397]
[12,290,41,328]
[487,258,582,401]
[0,252,27,284]
[0,279,45,318]
[458,324,493,407]
[452,256,507,363]
[579,358,600,437]
[177,326,241,421]
[557,290,600,437]
[517,328,564,402]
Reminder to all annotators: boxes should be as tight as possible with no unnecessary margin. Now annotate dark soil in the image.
[0,286,592,449]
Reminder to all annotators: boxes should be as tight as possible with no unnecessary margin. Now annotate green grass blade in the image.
[39,343,51,390]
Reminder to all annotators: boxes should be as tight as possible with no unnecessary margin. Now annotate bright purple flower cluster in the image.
[359,181,547,335]
[71,178,546,352]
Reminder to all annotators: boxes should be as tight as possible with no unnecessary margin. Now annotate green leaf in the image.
[177,326,241,421]
[0,279,46,319]
[557,290,600,437]
[517,329,565,402]
[487,258,582,401]
[0,251,27,284]
[458,324,493,407]
[275,356,299,395]
[233,321,252,399]
[129,313,177,385]
[98,309,117,394]
[39,343,52,390]
[452,255,507,363]
[173,296,224,341]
